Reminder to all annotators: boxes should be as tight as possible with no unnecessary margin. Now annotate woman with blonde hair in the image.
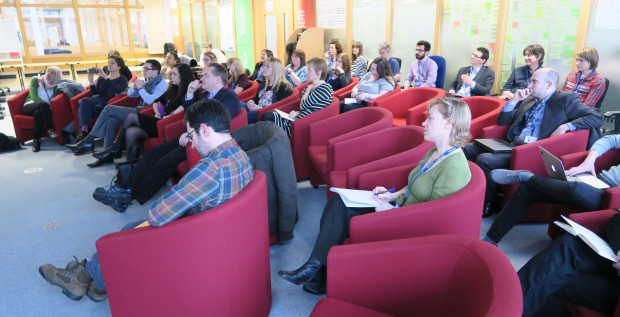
[245,57,293,123]
[278,97,472,295]
[226,57,251,94]
[561,47,606,108]
[264,58,333,136]
[327,53,352,91]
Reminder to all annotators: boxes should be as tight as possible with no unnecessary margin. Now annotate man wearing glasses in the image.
[40,100,254,303]
[448,47,495,97]
[404,40,438,88]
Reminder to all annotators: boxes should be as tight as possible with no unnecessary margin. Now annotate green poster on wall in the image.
[234,0,255,71]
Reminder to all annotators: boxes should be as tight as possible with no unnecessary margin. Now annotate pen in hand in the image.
[374,188,396,196]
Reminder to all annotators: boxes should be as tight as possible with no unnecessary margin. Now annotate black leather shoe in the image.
[76,131,88,143]
[87,157,113,168]
[302,267,326,295]
[93,147,122,160]
[32,139,41,152]
[278,258,322,285]
[67,142,93,156]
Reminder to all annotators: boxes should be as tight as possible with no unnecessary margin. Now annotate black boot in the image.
[32,139,41,152]
[302,266,326,295]
[278,258,322,285]
[126,144,142,161]
[93,128,125,160]
[66,135,95,156]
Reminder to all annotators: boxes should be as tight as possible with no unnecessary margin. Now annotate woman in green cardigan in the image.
[278,97,473,295]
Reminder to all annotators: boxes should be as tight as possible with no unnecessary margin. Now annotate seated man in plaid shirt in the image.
[38,99,254,302]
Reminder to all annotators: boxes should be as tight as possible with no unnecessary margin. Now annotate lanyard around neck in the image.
[400,146,459,205]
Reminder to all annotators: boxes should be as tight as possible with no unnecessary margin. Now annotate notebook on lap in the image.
[539,146,610,189]
[474,139,515,153]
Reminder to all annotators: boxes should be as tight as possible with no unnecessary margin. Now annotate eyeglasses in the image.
[186,128,196,141]
[143,67,154,71]
[472,52,483,59]
[414,49,426,53]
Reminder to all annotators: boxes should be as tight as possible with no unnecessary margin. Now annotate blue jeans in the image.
[85,219,145,290]
[241,102,258,123]
[78,96,106,129]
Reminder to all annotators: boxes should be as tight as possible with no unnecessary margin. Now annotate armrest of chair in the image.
[603,188,620,210]
[140,106,155,116]
[7,89,29,115]
[111,95,141,108]
[291,99,339,153]
[405,103,428,126]
[511,130,589,173]
[157,112,185,142]
[164,119,186,142]
[568,209,618,237]
[480,124,510,139]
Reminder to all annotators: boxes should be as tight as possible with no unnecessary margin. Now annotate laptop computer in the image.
[474,139,515,153]
[539,146,610,189]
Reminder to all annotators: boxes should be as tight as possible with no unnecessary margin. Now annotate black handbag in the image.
[114,159,139,189]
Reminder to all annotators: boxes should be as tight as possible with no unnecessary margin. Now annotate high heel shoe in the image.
[278,258,322,285]
[87,157,113,168]
[94,128,125,160]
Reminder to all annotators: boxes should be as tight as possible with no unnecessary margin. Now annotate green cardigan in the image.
[395,148,471,207]
[25,77,59,105]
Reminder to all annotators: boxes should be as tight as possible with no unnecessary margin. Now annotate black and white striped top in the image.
[272,82,333,137]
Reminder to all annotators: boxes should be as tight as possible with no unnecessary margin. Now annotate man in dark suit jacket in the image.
[93,63,242,213]
[448,47,495,97]
[463,68,602,216]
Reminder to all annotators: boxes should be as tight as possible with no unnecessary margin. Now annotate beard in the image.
[415,54,424,60]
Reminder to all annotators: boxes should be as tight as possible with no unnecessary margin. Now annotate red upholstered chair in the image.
[333,77,359,101]
[271,97,340,180]
[326,125,434,198]
[563,210,620,317]
[307,107,393,186]
[310,235,522,317]
[7,89,72,144]
[254,93,300,121]
[346,161,484,243]
[128,73,138,83]
[237,80,259,102]
[371,87,445,126]
[138,106,185,151]
[480,125,590,222]
[366,84,401,108]
[97,171,271,317]
[408,96,503,138]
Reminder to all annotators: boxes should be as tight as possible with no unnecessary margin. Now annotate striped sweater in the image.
[272,83,333,136]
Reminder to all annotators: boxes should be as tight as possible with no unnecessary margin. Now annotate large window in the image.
[351,0,387,61]
[78,7,129,55]
[21,6,81,56]
[129,9,148,53]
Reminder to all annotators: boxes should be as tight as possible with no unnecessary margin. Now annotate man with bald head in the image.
[463,67,602,217]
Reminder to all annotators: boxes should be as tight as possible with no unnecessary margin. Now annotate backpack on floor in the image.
[0,133,21,152]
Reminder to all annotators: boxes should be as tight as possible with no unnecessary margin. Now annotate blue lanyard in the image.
[400,146,459,205]
[523,94,552,136]
[415,59,427,87]
[42,80,52,101]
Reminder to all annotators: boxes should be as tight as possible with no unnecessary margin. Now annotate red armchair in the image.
[254,93,300,121]
[97,171,271,317]
[272,97,341,180]
[237,80,259,102]
[371,87,445,126]
[311,235,522,317]
[138,106,185,151]
[564,209,620,317]
[7,89,72,144]
[347,161,484,243]
[462,96,505,139]
[366,84,401,108]
[326,125,434,198]
[480,125,590,222]
[70,91,139,132]
[333,77,359,101]
[307,107,394,186]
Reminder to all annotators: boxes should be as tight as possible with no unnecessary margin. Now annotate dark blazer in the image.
[449,65,495,96]
[498,90,602,145]
[182,87,241,118]
[501,65,537,94]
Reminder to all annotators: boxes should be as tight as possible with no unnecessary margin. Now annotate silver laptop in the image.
[539,146,610,189]
[474,139,515,153]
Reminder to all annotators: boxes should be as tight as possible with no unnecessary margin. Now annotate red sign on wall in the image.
[296,0,315,28]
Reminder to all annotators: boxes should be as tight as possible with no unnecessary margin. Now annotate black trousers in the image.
[462,142,511,202]
[22,101,53,139]
[310,196,374,264]
[128,138,187,204]
[487,175,603,242]
[339,100,367,113]
[519,234,620,317]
